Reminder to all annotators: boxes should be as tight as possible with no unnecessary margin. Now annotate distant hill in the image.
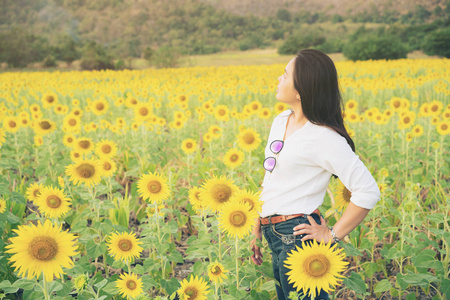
[0,0,448,66]
[198,0,445,17]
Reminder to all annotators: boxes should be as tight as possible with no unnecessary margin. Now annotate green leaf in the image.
[344,271,366,294]
[94,279,108,290]
[102,282,118,295]
[441,278,450,298]
[259,280,276,292]
[47,280,63,293]
[160,277,179,295]
[406,293,417,300]
[133,264,145,275]
[12,278,36,290]
[168,250,184,264]
[340,242,363,257]
[374,279,392,293]
[0,280,19,294]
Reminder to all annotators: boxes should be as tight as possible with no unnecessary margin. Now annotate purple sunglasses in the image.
[263,140,284,172]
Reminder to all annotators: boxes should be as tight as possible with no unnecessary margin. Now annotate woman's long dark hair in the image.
[293,49,355,152]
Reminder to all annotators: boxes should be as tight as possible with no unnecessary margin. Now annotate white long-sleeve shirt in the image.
[260,110,380,217]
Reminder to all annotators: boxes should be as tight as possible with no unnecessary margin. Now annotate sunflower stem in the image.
[42,272,50,300]
[235,235,239,290]
[214,281,218,300]
[127,260,131,273]
[218,231,222,262]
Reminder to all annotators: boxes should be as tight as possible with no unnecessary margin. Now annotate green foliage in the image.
[80,41,115,70]
[343,33,408,61]
[42,55,57,68]
[143,47,154,61]
[150,46,181,68]
[0,27,49,68]
[278,32,326,55]
[276,9,291,22]
[423,27,450,58]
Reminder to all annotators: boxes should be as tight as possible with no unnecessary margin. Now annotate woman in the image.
[250,49,380,300]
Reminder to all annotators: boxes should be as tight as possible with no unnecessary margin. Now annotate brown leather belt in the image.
[260,209,320,225]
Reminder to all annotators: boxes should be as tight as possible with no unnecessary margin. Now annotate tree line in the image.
[0,1,449,69]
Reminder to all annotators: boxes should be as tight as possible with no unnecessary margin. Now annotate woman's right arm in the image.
[250,217,263,265]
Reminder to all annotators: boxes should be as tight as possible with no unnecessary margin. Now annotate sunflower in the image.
[137,172,170,204]
[63,115,81,133]
[397,111,415,130]
[436,120,449,135]
[236,128,261,152]
[116,273,144,299]
[207,261,229,283]
[63,134,76,148]
[95,139,118,158]
[26,183,43,202]
[134,103,153,122]
[230,189,262,213]
[3,116,19,133]
[107,232,143,263]
[258,108,272,119]
[274,102,288,115]
[33,119,57,136]
[214,105,230,122]
[34,135,44,147]
[73,274,88,292]
[99,158,117,177]
[199,175,239,212]
[35,186,71,219]
[70,150,83,162]
[0,198,6,213]
[65,159,103,187]
[91,99,109,116]
[181,138,198,154]
[219,201,258,238]
[345,99,358,111]
[75,137,94,154]
[5,219,78,282]
[41,93,58,108]
[334,179,351,212]
[208,125,222,139]
[125,97,139,108]
[177,275,209,300]
[411,125,424,137]
[188,186,205,211]
[284,240,348,299]
[222,148,244,169]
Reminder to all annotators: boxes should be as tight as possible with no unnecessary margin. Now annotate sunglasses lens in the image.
[263,157,276,172]
[270,140,283,154]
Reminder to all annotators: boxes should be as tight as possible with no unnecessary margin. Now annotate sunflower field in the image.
[0,58,449,300]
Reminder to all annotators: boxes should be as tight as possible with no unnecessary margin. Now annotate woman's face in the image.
[276,58,298,104]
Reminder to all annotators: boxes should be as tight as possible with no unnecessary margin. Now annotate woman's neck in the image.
[290,105,308,127]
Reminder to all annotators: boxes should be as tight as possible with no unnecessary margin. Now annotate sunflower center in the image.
[229,211,246,227]
[442,124,448,130]
[243,133,255,144]
[343,187,352,202]
[126,279,137,290]
[68,118,77,126]
[304,254,330,278]
[76,163,95,178]
[39,121,51,130]
[139,107,149,116]
[103,162,112,171]
[186,142,193,149]
[404,117,410,124]
[118,239,132,251]
[148,181,162,193]
[393,101,400,108]
[33,189,41,198]
[242,198,254,210]
[79,141,91,149]
[185,287,198,299]
[68,137,74,143]
[431,105,438,112]
[102,145,111,154]
[46,195,62,208]
[46,96,55,103]
[211,266,222,275]
[212,184,232,203]
[218,109,226,116]
[230,154,239,162]
[9,120,17,128]
[96,103,104,110]
[29,236,58,261]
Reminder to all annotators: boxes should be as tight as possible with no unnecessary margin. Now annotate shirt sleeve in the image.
[312,129,380,209]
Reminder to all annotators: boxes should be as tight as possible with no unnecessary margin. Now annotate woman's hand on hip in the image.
[292,215,331,243]
[250,226,263,265]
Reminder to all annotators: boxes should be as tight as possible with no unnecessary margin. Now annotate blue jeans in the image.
[262,214,330,300]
